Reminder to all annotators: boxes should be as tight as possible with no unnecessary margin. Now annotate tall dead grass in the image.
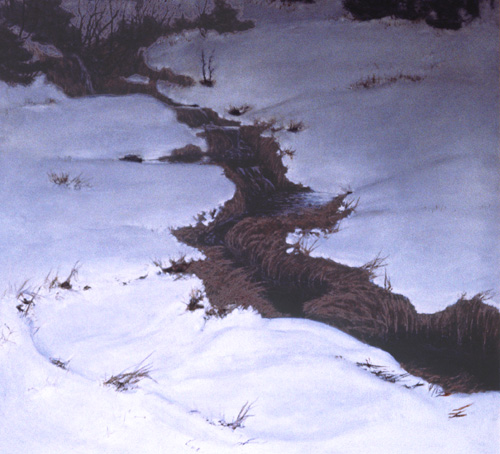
[171,90,499,393]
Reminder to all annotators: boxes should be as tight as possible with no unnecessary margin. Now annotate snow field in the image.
[2,269,499,453]
[147,7,499,312]
[0,2,499,451]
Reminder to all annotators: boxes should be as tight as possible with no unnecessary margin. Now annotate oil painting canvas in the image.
[0,1,498,452]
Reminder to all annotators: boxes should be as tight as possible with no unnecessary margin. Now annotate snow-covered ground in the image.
[1,1,499,452]
[148,0,499,313]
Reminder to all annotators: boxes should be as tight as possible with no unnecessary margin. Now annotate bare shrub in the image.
[200,48,216,87]
[48,172,91,190]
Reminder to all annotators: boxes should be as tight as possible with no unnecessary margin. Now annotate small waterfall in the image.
[71,53,94,95]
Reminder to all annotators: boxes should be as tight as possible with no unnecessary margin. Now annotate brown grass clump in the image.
[170,114,499,393]
[50,358,70,370]
[47,263,80,290]
[188,247,282,318]
[48,172,91,189]
[104,363,153,392]
[162,144,204,163]
[153,255,192,275]
[228,104,251,116]
[186,288,205,311]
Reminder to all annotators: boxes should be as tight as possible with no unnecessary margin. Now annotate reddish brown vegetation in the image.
[172,114,500,393]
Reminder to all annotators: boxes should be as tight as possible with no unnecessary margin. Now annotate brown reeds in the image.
[171,121,500,393]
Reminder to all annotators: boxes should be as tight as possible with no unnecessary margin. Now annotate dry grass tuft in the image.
[186,288,205,311]
[218,401,254,430]
[153,255,192,276]
[104,363,153,392]
[15,281,41,316]
[252,117,283,133]
[228,104,251,116]
[278,146,296,159]
[50,357,70,369]
[48,172,91,190]
[361,254,387,280]
[356,359,410,383]
[187,247,281,318]
[286,120,305,133]
[47,262,80,290]
[448,403,473,419]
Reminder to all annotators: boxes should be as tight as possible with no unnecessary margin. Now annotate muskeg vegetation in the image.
[170,107,499,393]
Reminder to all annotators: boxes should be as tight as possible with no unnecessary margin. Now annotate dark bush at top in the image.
[0,25,42,84]
[1,0,80,50]
[343,0,487,29]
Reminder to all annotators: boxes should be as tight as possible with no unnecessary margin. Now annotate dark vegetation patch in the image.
[159,144,204,163]
[228,104,251,116]
[343,0,491,30]
[286,120,305,133]
[350,73,424,90]
[0,24,43,84]
[120,154,144,163]
[0,0,253,96]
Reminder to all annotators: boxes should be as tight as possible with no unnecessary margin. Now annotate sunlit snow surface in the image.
[0,1,499,452]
